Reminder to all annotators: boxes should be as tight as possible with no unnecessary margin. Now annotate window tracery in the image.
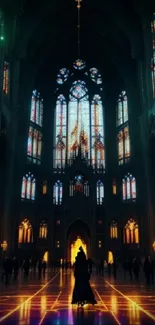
[18,219,33,244]
[39,221,47,239]
[54,64,104,172]
[96,180,104,205]
[117,91,130,165]
[123,219,139,244]
[21,173,36,200]
[53,180,63,205]
[122,174,136,201]
[110,221,118,239]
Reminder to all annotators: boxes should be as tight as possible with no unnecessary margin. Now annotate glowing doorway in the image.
[71,237,87,265]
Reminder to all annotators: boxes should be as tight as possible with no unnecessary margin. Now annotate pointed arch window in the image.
[69,175,89,197]
[18,219,33,243]
[27,127,42,164]
[3,61,9,95]
[110,221,118,239]
[42,181,47,195]
[123,219,139,244]
[39,221,47,239]
[54,95,67,169]
[30,90,43,126]
[91,95,105,169]
[68,84,90,162]
[96,180,104,205]
[122,174,136,201]
[54,65,105,173]
[21,173,36,201]
[117,91,130,165]
[53,181,63,205]
[151,13,155,98]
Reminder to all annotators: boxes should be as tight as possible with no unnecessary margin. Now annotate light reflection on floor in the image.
[0,270,155,324]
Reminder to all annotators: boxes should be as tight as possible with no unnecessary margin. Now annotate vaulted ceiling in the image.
[2,0,155,94]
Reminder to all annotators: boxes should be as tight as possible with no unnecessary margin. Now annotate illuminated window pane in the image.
[110,221,118,239]
[124,219,139,244]
[112,179,117,195]
[21,173,36,201]
[30,90,44,126]
[3,61,9,95]
[54,95,67,169]
[39,222,47,239]
[117,91,130,164]
[53,181,63,205]
[18,219,33,244]
[96,180,104,205]
[43,181,47,195]
[91,95,105,169]
[122,174,136,202]
[27,126,42,164]
[151,14,155,98]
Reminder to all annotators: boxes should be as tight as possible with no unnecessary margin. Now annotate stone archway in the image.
[66,219,91,263]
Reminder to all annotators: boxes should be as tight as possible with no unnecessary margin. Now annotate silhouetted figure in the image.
[42,260,47,278]
[113,259,117,279]
[123,259,128,279]
[72,247,97,306]
[23,258,30,279]
[13,257,19,281]
[107,263,112,280]
[128,260,133,281]
[132,257,140,282]
[3,257,13,284]
[99,259,104,276]
[144,257,152,285]
[38,259,42,279]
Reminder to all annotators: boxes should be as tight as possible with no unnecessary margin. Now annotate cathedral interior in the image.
[0,0,155,324]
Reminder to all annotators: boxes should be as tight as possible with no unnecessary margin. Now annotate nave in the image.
[0,270,155,324]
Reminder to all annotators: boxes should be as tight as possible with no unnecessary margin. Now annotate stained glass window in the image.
[42,181,47,195]
[73,59,86,70]
[30,90,43,127]
[57,68,69,84]
[123,219,139,244]
[91,95,105,169]
[96,180,104,205]
[70,80,87,99]
[21,173,36,201]
[122,174,136,201]
[117,91,130,165]
[3,61,9,95]
[53,181,63,205]
[69,175,89,197]
[54,64,104,172]
[112,179,117,195]
[27,126,42,164]
[151,14,155,98]
[39,221,47,239]
[110,221,118,239]
[54,95,67,169]
[18,219,33,244]
[90,68,102,84]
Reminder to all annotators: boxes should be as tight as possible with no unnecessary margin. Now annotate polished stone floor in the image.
[0,269,155,324]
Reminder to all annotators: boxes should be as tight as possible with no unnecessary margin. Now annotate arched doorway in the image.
[67,220,90,263]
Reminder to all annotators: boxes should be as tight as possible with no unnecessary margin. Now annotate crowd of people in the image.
[95,255,155,285]
[1,253,155,289]
[1,256,48,285]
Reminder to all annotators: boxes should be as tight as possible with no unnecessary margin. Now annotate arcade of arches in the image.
[0,1,155,265]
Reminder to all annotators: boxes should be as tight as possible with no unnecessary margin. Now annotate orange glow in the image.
[18,219,33,244]
[108,251,114,264]
[124,219,139,244]
[39,222,47,239]
[71,237,87,264]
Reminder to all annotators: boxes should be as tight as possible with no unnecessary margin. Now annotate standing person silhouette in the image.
[72,247,97,306]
